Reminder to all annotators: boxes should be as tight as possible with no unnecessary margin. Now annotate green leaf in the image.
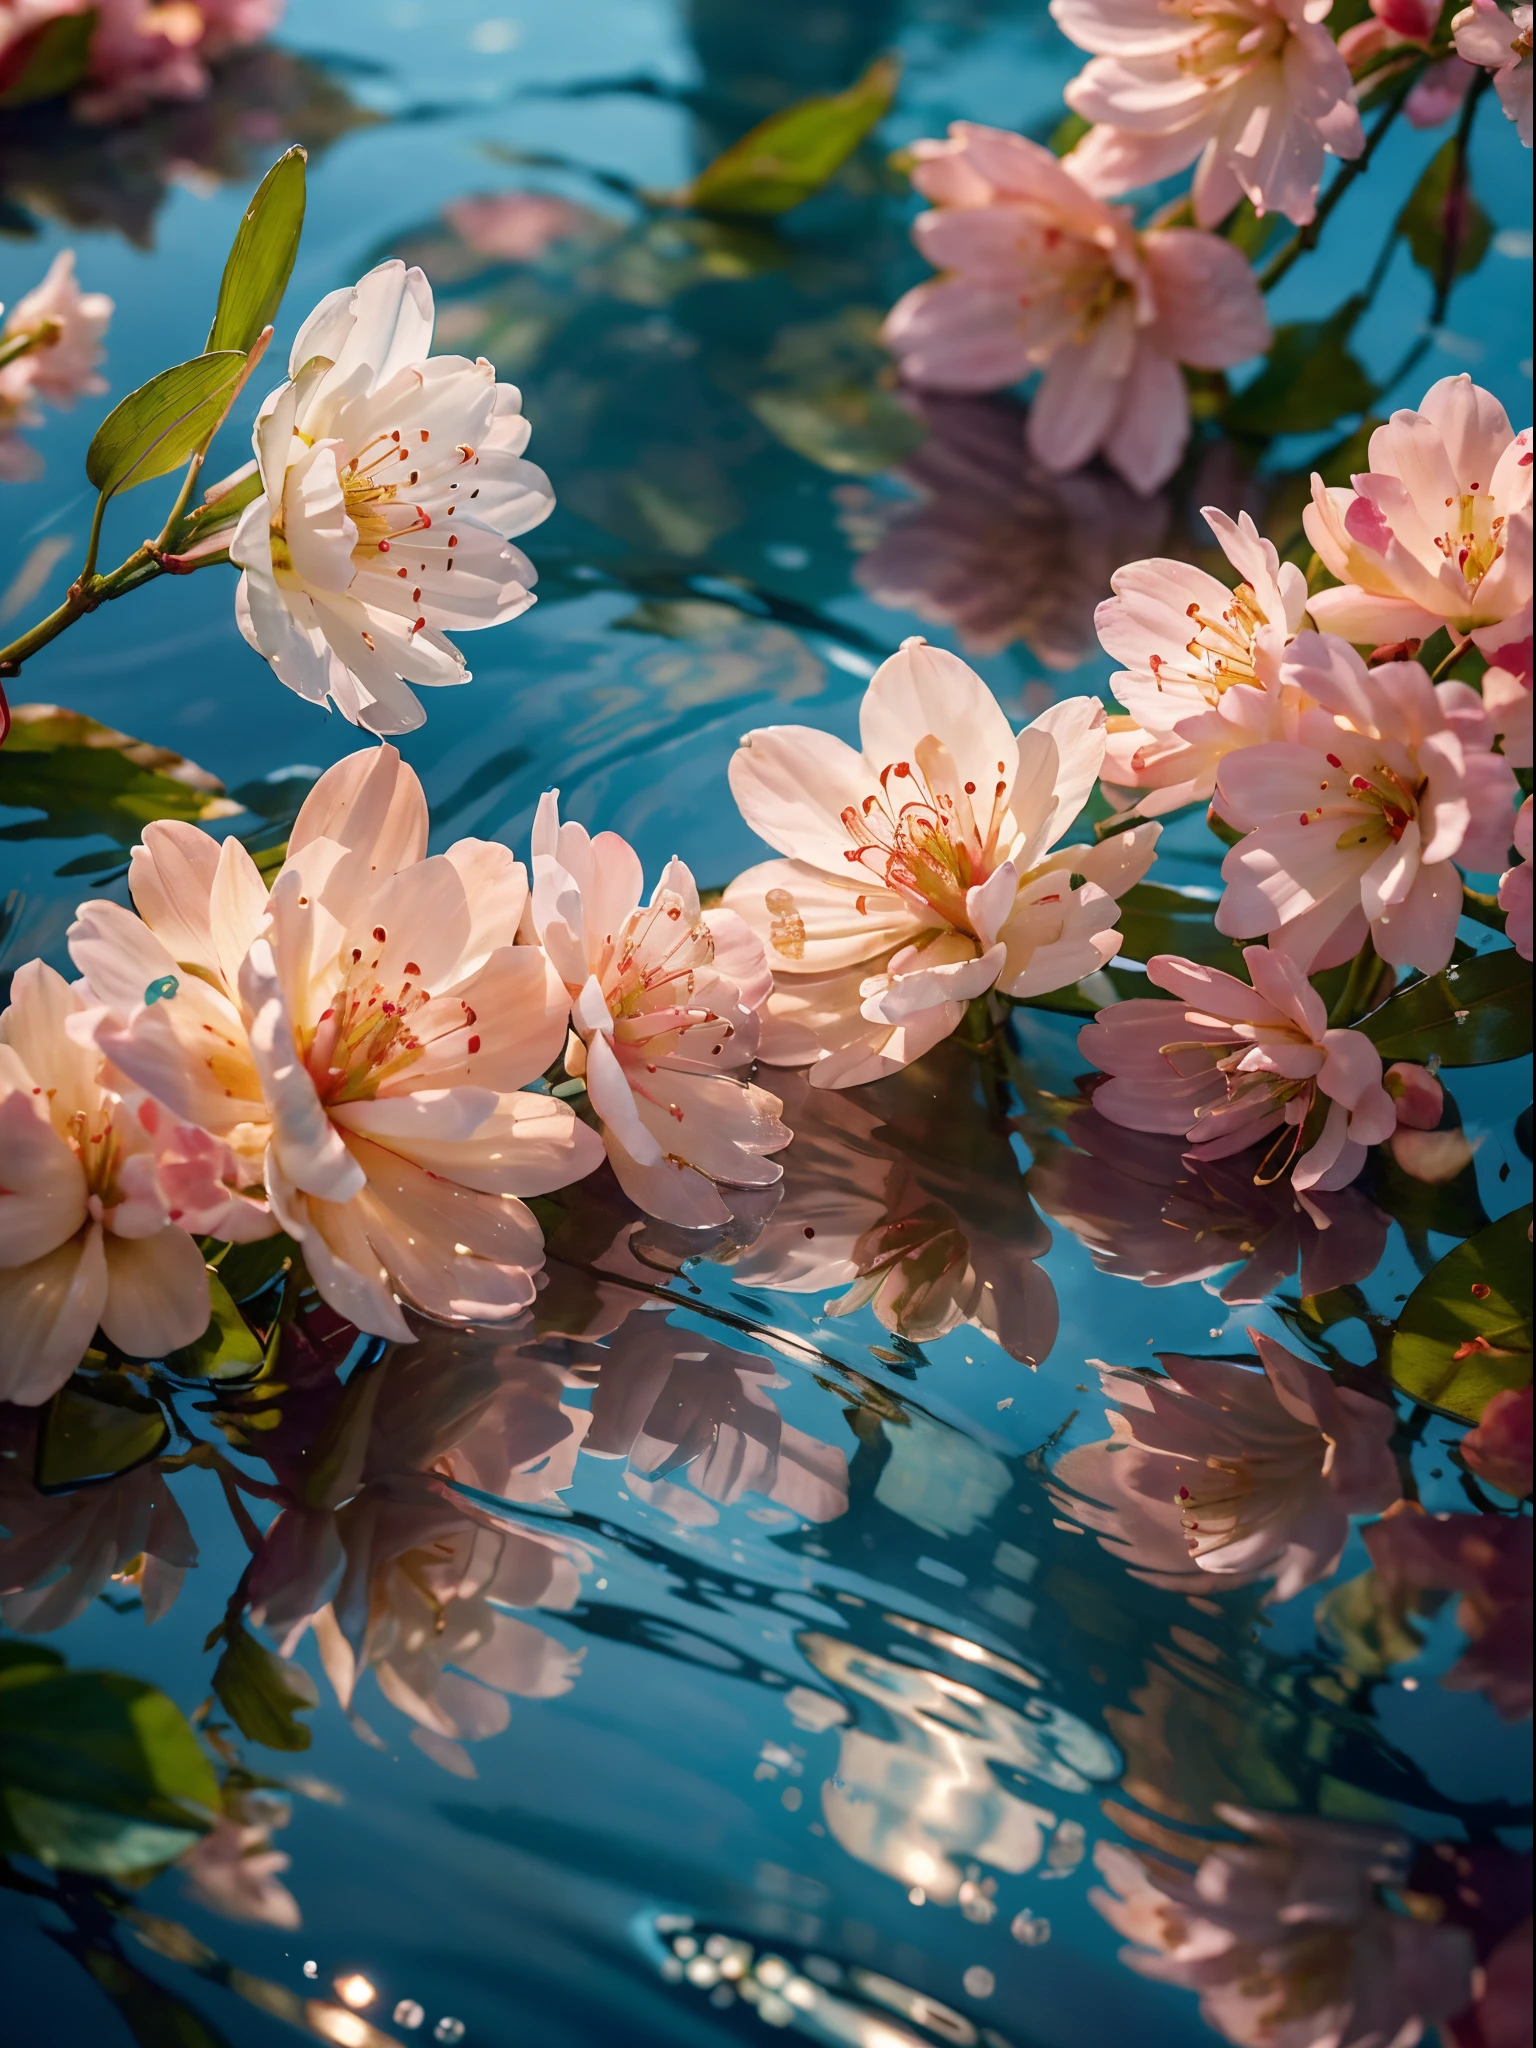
[1398,137,1492,283]
[1315,1567,1434,1679]
[207,147,308,354]
[1226,297,1376,437]
[212,1625,318,1752]
[1113,881,1249,973]
[681,53,900,215]
[0,703,240,850]
[1358,947,1531,1066]
[86,351,249,499]
[1389,1205,1533,1421]
[211,1232,298,1305]
[36,1377,169,1492]
[0,10,95,108]
[1047,111,1091,159]
[164,1271,265,1382]
[0,1661,217,1875]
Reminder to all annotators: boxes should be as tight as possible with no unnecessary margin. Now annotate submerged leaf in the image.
[681,54,900,215]
[0,9,95,108]
[1389,1205,1533,1421]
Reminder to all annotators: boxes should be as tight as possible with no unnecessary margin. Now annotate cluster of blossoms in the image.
[0,738,809,1405]
[880,0,1530,492]
[0,251,113,484]
[0,0,280,122]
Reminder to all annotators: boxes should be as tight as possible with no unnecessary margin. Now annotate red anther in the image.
[378,540,390,553]
[1326,753,1341,767]
[467,1034,481,1054]
[964,780,976,794]
[373,926,386,941]
[894,761,911,777]
[412,587,422,603]
[447,534,458,548]
[405,961,420,977]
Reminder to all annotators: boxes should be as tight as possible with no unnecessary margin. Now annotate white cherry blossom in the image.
[231,260,554,735]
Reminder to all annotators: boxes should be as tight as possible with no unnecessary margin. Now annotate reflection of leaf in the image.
[164,1272,264,1382]
[1398,138,1491,282]
[0,704,241,848]
[748,383,921,475]
[206,146,307,355]
[0,10,95,107]
[1389,1205,1533,1421]
[36,1376,168,1491]
[212,1232,297,1305]
[0,1655,217,1877]
[1359,948,1531,1067]
[1316,1568,1435,1679]
[681,54,900,215]
[211,1625,318,1753]
[86,351,249,498]
[79,1948,233,2048]
[1226,298,1375,437]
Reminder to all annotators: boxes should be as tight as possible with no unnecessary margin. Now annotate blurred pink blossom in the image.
[78,0,284,123]
[881,123,1269,494]
[444,191,599,262]
[1481,602,1532,768]
[1079,945,1397,1193]
[1052,0,1364,227]
[1453,0,1533,144]
[1461,1384,1534,1499]
[181,1792,300,1928]
[1366,1505,1533,1720]
[1500,795,1533,957]
[1215,634,1519,973]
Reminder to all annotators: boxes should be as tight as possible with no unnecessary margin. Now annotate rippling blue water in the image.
[0,4,1531,2046]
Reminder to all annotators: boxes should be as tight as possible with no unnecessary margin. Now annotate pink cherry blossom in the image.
[724,636,1160,1088]
[1453,0,1533,144]
[1051,1333,1400,1601]
[881,123,1270,493]
[1215,634,1520,972]
[68,745,604,1343]
[1051,0,1365,228]
[528,793,790,1230]
[1098,505,1310,817]
[1366,1506,1533,1721]
[1500,795,1533,959]
[1079,946,1397,1193]
[1461,1385,1534,1499]
[1303,375,1532,649]
[1091,1812,1475,2048]
[0,960,219,1405]
[1480,601,1531,767]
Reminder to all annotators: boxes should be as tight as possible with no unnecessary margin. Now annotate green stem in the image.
[1376,69,1491,397]
[80,488,109,583]
[1328,935,1383,1027]
[1257,70,1420,295]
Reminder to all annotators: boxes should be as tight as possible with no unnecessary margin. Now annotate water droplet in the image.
[963,1966,995,1998]
[394,2003,425,2030]
[1011,1909,1052,1946]
[433,2022,465,2046]
[302,1961,318,1980]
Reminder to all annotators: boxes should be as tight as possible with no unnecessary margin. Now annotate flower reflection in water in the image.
[848,390,1167,671]
[1028,1093,1390,1304]
[1092,1809,1476,2048]
[727,1045,1058,1367]
[793,1632,1116,1908]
